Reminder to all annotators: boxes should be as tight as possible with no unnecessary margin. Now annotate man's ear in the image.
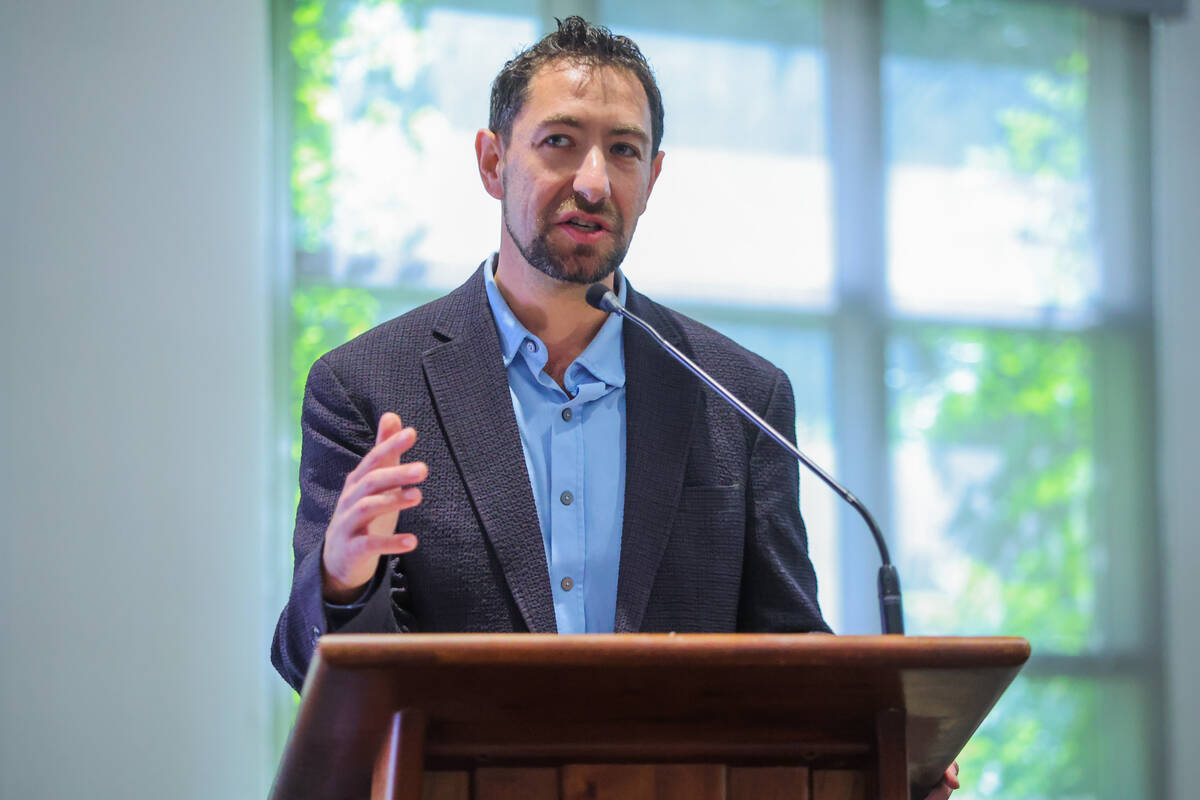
[646,149,665,200]
[475,128,504,200]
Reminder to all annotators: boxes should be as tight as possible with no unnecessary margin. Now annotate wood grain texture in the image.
[654,764,726,800]
[371,712,403,800]
[874,710,908,800]
[422,771,469,800]
[372,711,426,800]
[475,767,559,800]
[426,718,868,763]
[811,770,868,800]
[561,764,725,800]
[319,634,1030,671]
[271,635,1029,799]
[563,764,656,800]
[729,766,810,800]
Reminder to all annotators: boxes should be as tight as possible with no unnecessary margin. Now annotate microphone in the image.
[586,282,620,313]
[587,282,904,635]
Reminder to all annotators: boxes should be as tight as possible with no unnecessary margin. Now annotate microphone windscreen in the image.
[585,283,612,311]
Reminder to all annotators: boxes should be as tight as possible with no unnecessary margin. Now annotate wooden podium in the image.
[270,634,1029,800]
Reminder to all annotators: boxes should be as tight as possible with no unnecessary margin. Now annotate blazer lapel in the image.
[421,265,557,633]
[613,287,700,632]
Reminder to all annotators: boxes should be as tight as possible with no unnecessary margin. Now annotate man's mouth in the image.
[552,212,614,245]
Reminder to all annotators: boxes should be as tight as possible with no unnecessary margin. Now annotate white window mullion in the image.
[823,0,892,634]
[1086,13,1163,798]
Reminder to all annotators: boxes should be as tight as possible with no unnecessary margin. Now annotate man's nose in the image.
[573,146,611,204]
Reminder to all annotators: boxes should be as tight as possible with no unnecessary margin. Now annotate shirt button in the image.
[561,407,573,422]
[560,490,574,506]
[525,341,537,352]
[560,577,574,591]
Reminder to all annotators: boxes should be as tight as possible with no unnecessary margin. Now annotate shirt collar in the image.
[483,253,627,390]
[483,254,528,367]
[570,283,626,390]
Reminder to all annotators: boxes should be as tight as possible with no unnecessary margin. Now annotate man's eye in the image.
[612,142,641,159]
[544,134,571,147]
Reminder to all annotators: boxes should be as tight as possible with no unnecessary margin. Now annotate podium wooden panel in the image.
[270,634,1029,800]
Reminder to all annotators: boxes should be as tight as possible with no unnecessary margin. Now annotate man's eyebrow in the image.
[538,114,584,130]
[537,114,650,144]
[609,124,650,144]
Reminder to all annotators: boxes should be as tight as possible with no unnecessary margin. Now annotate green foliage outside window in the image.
[290,286,380,464]
[888,48,1148,797]
[290,0,429,254]
[290,0,341,251]
[895,327,1101,797]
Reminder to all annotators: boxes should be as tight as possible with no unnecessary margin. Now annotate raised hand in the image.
[321,412,427,603]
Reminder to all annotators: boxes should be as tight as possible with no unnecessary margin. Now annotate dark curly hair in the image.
[489,16,664,156]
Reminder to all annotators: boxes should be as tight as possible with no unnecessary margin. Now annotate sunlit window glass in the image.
[292,2,539,289]
[881,2,1153,797]
[883,0,1098,319]
[888,326,1098,651]
[602,0,832,308]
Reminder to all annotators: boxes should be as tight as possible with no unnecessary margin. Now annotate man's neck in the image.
[493,247,615,387]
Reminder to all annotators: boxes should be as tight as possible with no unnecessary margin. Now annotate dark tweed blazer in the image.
[271,265,830,691]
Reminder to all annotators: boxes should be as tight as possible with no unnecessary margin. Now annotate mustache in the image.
[571,193,611,215]
[549,193,621,226]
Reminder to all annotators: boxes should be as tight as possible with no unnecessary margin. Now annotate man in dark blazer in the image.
[272,256,830,689]
[270,19,964,799]
[271,16,831,692]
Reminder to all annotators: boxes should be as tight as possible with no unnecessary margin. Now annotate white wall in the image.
[0,3,273,798]
[1152,7,1200,800]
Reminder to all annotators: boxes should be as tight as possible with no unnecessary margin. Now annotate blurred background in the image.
[1,0,1196,797]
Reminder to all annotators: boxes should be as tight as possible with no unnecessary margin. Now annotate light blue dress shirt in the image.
[483,259,627,634]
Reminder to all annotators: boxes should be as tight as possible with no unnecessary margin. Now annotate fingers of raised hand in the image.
[350,426,418,485]
[360,462,428,494]
[945,762,960,790]
[345,531,419,560]
[376,411,403,444]
[922,762,960,800]
[342,488,423,531]
[342,462,429,509]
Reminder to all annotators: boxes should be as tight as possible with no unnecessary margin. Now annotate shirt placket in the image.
[549,387,586,633]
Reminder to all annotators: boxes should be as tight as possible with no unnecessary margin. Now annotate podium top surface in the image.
[277,634,1029,798]
[314,632,1030,669]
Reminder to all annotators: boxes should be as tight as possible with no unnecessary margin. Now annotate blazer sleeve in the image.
[737,367,833,634]
[270,356,416,692]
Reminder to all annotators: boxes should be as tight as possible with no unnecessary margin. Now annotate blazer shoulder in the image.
[318,266,489,380]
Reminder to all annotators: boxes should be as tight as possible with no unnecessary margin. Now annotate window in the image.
[274,2,1159,795]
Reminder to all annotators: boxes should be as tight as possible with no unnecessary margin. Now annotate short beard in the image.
[504,202,628,286]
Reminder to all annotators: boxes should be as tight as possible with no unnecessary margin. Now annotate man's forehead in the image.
[520,60,651,125]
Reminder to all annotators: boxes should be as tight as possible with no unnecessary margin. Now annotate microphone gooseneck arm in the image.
[586,283,904,635]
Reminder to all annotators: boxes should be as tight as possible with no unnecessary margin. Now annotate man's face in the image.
[492,61,663,285]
